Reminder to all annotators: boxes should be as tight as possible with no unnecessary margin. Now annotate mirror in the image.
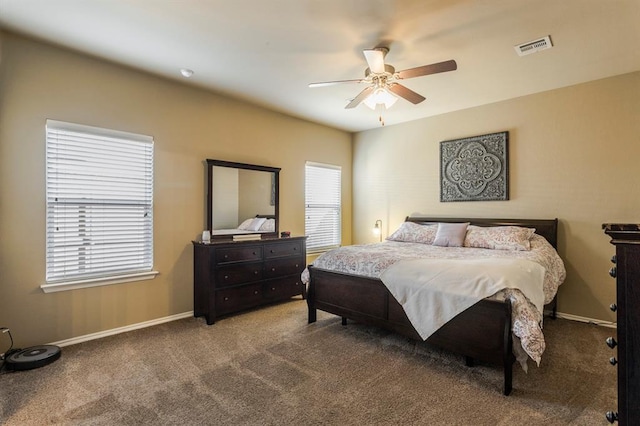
[206,159,280,239]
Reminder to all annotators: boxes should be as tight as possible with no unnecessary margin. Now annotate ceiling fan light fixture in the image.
[310,47,456,111]
[363,87,398,110]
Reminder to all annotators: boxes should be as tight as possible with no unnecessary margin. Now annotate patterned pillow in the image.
[258,218,275,232]
[246,217,267,231]
[432,222,469,247]
[237,218,254,230]
[386,222,438,244]
[464,225,536,251]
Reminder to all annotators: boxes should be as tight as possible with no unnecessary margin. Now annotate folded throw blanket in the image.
[380,258,545,340]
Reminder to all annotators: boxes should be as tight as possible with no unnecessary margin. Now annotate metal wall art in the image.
[440,131,509,202]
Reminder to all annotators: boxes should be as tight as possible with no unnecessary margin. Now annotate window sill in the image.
[41,271,159,293]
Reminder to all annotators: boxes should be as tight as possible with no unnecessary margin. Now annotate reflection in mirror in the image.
[212,167,274,229]
[206,159,280,239]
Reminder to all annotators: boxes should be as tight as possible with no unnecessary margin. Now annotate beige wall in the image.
[353,71,640,322]
[0,32,352,347]
[3,29,635,347]
[238,169,274,223]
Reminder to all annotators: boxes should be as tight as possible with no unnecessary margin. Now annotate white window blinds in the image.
[305,162,341,253]
[45,120,154,284]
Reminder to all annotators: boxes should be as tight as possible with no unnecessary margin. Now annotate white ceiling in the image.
[1,0,639,132]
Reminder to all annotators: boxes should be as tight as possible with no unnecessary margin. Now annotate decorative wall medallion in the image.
[440,131,509,202]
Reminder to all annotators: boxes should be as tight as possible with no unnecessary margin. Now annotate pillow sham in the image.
[432,222,469,247]
[386,222,438,244]
[463,225,536,251]
[246,217,267,231]
[258,218,275,232]
[237,218,254,230]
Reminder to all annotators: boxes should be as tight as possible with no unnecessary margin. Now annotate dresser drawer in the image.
[263,257,305,279]
[215,263,262,287]
[263,275,304,300]
[215,246,262,264]
[216,283,263,315]
[194,236,306,325]
[264,241,303,259]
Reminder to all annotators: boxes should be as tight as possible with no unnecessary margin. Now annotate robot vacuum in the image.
[5,345,61,371]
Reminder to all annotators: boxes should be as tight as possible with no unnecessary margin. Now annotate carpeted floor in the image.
[0,299,617,425]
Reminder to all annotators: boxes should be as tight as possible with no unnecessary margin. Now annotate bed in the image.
[304,217,565,395]
[211,214,276,236]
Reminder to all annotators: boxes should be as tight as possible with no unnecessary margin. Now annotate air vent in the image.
[514,36,553,57]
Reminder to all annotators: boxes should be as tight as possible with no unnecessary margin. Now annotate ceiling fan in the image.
[309,47,457,110]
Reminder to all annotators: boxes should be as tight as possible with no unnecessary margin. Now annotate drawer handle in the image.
[224,275,229,280]
[271,267,276,272]
[224,255,228,259]
[254,290,259,295]
[254,270,259,275]
[293,247,297,251]
[224,297,229,301]
[253,251,256,255]
[295,264,299,268]
[295,282,299,286]
[271,287,276,291]
[606,337,617,349]
[609,266,617,278]
[270,249,274,253]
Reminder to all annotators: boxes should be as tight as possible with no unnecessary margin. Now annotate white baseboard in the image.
[44,309,615,349]
[49,311,194,347]
[554,311,617,329]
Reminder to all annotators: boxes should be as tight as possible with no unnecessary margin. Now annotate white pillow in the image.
[237,218,254,230]
[246,217,267,231]
[432,222,469,247]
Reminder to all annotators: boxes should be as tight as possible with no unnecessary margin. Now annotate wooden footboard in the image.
[307,266,515,395]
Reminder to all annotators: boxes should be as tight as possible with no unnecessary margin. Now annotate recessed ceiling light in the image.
[180,68,194,78]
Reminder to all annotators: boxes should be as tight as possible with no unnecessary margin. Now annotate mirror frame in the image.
[206,159,280,239]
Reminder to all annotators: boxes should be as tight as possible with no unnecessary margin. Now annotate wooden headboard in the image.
[405,217,559,249]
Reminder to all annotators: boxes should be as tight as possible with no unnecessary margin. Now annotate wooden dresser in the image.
[193,236,307,325]
[603,223,640,425]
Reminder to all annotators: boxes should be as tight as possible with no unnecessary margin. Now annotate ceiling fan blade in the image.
[397,59,457,79]
[308,79,364,88]
[363,49,386,74]
[387,84,426,104]
[345,86,374,109]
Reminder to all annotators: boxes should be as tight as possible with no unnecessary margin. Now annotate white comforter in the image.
[301,234,566,369]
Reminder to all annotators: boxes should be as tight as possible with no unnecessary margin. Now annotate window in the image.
[43,120,156,293]
[305,162,341,253]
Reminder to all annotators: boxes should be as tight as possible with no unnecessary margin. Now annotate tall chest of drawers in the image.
[603,224,640,425]
[193,236,307,325]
